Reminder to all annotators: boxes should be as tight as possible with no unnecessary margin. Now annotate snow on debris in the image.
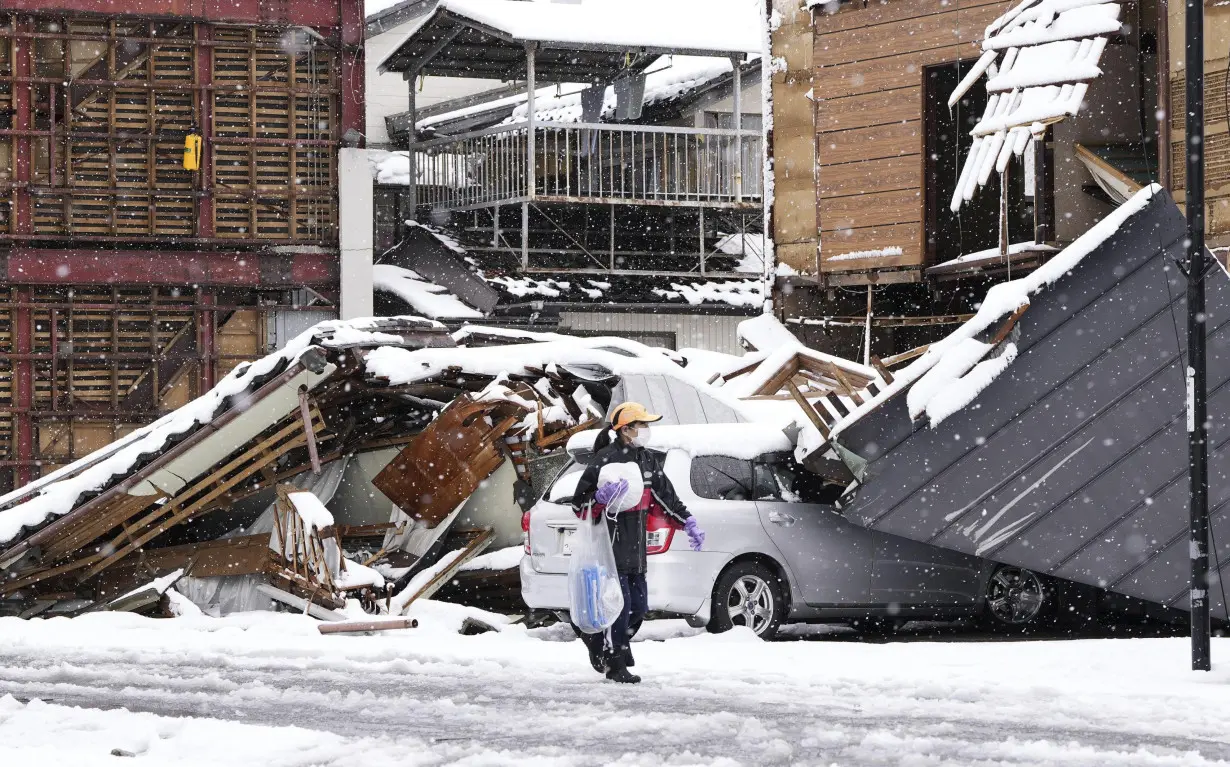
[374,264,484,319]
[334,559,387,590]
[950,0,1123,211]
[738,313,799,353]
[435,0,763,55]
[822,185,1162,446]
[459,546,524,572]
[651,279,763,308]
[825,247,904,263]
[506,56,741,124]
[287,492,335,533]
[938,240,1058,267]
[0,318,441,548]
[485,275,571,299]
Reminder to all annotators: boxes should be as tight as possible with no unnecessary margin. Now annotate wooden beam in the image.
[787,380,831,440]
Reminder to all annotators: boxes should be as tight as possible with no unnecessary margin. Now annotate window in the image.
[545,461,585,504]
[923,61,1033,265]
[690,456,755,501]
[753,454,845,505]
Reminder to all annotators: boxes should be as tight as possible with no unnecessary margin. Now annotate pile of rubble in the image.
[0,314,886,626]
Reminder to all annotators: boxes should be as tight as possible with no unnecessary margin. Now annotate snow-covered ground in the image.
[1,605,1228,766]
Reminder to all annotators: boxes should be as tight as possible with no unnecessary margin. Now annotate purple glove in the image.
[684,517,705,552]
[594,478,629,508]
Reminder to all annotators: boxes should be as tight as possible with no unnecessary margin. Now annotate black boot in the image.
[622,646,635,668]
[605,656,641,684]
[587,643,606,674]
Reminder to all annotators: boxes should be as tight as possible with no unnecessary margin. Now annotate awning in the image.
[377,0,761,82]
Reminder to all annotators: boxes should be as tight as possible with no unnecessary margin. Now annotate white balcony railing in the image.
[410,121,763,212]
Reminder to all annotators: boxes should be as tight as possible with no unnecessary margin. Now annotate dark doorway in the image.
[924,62,1033,265]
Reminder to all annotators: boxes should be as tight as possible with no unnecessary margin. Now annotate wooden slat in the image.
[818,120,921,168]
[820,154,920,199]
[816,85,922,133]
[815,45,967,100]
[819,222,921,263]
[812,0,1009,35]
[821,188,923,233]
[814,2,1008,68]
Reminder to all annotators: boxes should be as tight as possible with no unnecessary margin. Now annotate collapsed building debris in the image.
[0,312,879,621]
[816,187,1230,621]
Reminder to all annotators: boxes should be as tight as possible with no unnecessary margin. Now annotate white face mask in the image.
[631,426,651,446]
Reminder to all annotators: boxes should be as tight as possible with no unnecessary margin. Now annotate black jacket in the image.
[573,436,692,574]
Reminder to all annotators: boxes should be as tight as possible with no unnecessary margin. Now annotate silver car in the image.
[520,424,1050,638]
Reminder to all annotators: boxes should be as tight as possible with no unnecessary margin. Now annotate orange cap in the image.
[611,402,663,431]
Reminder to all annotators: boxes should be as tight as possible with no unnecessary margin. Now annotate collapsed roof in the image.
[822,187,1230,619]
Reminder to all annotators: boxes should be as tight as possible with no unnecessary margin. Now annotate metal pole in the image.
[523,43,536,269]
[732,55,743,203]
[609,205,616,271]
[1186,0,1211,672]
[699,207,707,276]
[406,71,418,221]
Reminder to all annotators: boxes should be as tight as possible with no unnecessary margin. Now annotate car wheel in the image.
[708,561,786,640]
[984,565,1050,627]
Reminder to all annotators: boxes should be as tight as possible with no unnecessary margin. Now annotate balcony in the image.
[410,121,762,213]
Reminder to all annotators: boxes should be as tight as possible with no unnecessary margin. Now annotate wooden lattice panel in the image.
[0,15,338,245]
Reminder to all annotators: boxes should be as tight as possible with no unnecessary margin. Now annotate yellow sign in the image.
[183,133,202,171]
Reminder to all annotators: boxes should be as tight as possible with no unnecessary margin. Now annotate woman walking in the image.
[573,402,705,683]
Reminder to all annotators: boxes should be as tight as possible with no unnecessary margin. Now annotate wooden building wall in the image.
[0,14,339,247]
[771,0,819,275]
[792,0,1012,280]
[1169,0,1230,249]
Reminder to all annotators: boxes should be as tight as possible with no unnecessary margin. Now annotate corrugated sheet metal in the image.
[835,190,1230,618]
[558,311,747,355]
[612,374,746,426]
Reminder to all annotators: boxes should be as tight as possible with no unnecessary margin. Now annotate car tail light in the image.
[522,510,532,554]
[645,510,675,555]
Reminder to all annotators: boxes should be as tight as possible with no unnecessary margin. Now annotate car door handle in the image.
[768,510,797,527]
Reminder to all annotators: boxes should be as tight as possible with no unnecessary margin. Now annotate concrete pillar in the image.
[339,147,374,320]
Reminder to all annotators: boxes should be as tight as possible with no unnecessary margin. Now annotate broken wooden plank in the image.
[787,381,831,440]
[870,356,895,385]
[395,528,494,615]
[255,583,348,621]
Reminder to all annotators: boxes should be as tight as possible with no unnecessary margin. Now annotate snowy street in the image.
[1,606,1229,766]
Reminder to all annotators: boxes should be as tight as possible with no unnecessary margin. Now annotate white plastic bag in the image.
[597,462,644,515]
[567,510,625,634]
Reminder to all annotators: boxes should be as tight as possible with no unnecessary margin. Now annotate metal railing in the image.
[410,122,763,211]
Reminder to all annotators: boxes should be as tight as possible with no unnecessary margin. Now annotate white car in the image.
[520,424,1046,639]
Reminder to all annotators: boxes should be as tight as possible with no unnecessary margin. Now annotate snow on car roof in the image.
[566,424,791,460]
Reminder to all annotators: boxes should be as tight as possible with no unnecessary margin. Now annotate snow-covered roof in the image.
[505,56,748,124]
[438,0,760,55]
[816,185,1162,456]
[949,0,1124,210]
[378,0,763,79]
[374,264,484,319]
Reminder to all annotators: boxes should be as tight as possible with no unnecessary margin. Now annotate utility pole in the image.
[1185,0,1211,672]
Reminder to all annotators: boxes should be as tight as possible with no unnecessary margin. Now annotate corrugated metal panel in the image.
[558,311,747,355]
[835,190,1230,618]
[612,374,746,425]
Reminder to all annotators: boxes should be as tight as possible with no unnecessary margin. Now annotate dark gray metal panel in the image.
[380,229,500,314]
[836,190,1230,618]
